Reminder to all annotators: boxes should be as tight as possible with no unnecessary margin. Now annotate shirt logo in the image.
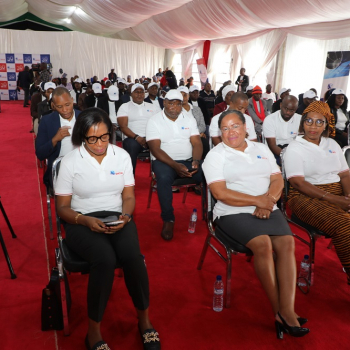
[328,150,336,154]
[146,109,154,113]
[257,155,268,160]
[181,127,190,130]
[290,131,297,134]
[110,171,123,175]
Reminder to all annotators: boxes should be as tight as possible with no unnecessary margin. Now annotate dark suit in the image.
[36,110,81,187]
[17,70,32,106]
[189,98,210,125]
[235,75,249,92]
[97,96,123,116]
[272,99,282,113]
[144,96,164,109]
[85,94,105,109]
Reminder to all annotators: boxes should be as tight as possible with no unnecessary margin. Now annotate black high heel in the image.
[297,317,308,326]
[275,312,310,339]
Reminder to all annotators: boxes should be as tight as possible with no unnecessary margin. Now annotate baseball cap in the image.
[74,78,83,83]
[148,82,159,89]
[279,87,291,96]
[142,80,149,84]
[165,90,183,101]
[177,86,189,94]
[332,88,345,95]
[44,82,56,91]
[107,85,119,101]
[246,85,254,92]
[92,83,102,94]
[303,90,318,99]
[189,85,200,92]
[161,86,170,93]
[131,83,145,93]
[222,85,237,100]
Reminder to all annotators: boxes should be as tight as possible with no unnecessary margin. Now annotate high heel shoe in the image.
[275,312,310,339]
[297,317,308,326]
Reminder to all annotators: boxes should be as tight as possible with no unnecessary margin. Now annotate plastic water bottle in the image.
[297,255,310,287]
[188,209,197,233]
[213,275,224,312]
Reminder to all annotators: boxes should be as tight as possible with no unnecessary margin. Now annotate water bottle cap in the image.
[304,254,309,259]
[216,275,222,281]
[193,208,197,212]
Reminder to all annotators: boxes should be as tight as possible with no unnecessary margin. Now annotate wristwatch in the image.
[123,213,132,222]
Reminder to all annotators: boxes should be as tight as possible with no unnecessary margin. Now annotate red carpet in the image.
[0,100,350,349]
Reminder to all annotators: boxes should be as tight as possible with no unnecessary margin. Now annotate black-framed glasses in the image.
[304,118,326,127]
[85,133,111,144]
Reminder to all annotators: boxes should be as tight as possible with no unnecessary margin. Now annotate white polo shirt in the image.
[202,140,280,219]
[263,110,301,145]
[146,110,199,161]
[59,111,76,157]
[284,136,349,185]
[262,92,276,102]
[108,101,117,124]
[209,108,257,141]
[55,144,134,214]
[117,100,156,137]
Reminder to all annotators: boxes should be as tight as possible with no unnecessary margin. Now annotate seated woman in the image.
[55,108,160,350]
[202,109,309,339]
[326,89,349,147]
[178,86,209,158]
[284,101,350,286]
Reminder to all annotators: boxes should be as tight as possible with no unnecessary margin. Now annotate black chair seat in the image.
[60,239,90,273]
[215,226,253,255]
[172,177,197,186]
[290,213,330,238]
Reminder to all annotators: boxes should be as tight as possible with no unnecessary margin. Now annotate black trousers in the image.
[64,211,149,322]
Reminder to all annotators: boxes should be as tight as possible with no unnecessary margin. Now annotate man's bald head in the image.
[231,92,248,104]
[280,95,298,121]
[281,95,298,107]
[230,92,249,114]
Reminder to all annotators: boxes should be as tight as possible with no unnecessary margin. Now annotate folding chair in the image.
[197,186,252,308]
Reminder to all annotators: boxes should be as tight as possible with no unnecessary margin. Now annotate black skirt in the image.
[215,209,292,246]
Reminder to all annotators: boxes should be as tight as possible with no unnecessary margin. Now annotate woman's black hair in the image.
[299,113,329,138]
[218,109,245,128]
[326,93,348,114]
[71,107,113,146]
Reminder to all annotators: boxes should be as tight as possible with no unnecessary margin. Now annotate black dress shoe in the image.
[85,335,111,350]
[275,312,310,339]
[138,325,161,350]
[161,221,174,241]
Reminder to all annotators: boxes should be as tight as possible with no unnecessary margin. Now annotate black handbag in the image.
[41,267,71,331]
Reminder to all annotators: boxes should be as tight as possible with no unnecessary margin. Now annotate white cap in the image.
[148,82,159,90]
[131,83,145,93]
[332,88,345,95]
[246,85,254,91]
[74,78,83,83]
[107,85,119,101]
[189,85,200,92]
[279,87,291,96]
[92,83,102,94]
[165,89,183,101]
[222,85,237,101]
[303,90,318,99]
[177,86,189,94]
[117,78,126,84]
[44,82,56,91]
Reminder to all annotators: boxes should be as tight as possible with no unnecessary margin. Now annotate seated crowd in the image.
[22,64,350,349]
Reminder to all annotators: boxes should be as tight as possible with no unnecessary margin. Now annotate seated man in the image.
[146,90,203,241]
[199,83,216,119]
[296,90,317,115]
[145,82,163,110]
[263,95,300,165]
[213,84,236,116]
[189,85,210,128]
[97,85,122,125]
[117,83,156,174]
[31,82,48,134]
[35,87,81,189]
[85,83,104,108]
[272,87,291,113]
[210,92,257,146]
[37,82,56,123]
[247,85,268,134]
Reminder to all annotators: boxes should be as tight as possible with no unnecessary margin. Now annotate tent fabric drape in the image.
[0,29,165,81]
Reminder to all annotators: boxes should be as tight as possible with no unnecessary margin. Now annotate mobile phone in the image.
[105,220,124,227]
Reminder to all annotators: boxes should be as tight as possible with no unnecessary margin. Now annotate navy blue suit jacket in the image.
[144,96,164,109]
[35,109,81,186]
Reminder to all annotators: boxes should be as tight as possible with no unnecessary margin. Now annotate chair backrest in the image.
[279,148,290,219]
[342,145,350,168]
[52,157,64,237]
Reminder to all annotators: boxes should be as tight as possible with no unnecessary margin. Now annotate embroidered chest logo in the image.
[181,127,190,130]
[110,171,123,175]
[257,155,268,160]
[328,150,336,154]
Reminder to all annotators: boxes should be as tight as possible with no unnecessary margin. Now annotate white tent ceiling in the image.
[1,0,350,49]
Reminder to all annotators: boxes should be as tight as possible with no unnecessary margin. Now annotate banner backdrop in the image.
[321,51,350,100]
[196,57,208,89]
[0,53,50,101]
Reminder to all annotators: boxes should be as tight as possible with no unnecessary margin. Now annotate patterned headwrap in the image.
[302,101,335,137]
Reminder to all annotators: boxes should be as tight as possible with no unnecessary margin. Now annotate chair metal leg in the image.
[197,232,211,270]
[225,248,232,308]
[0,199,17,238]
[0,228,17,279]
[56,248,70,336]
[147,178,155,208]
[182,187,189,203]
[46,190,53,239]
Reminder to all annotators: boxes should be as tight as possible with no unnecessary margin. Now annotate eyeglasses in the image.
[85,133,111,144]
[303,118,326,127]
[221,124,243,133]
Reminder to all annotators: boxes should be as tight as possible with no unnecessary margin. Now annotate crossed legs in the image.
[246,234,299,326]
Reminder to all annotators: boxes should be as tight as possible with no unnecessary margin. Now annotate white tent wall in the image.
[0,29,165,81]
